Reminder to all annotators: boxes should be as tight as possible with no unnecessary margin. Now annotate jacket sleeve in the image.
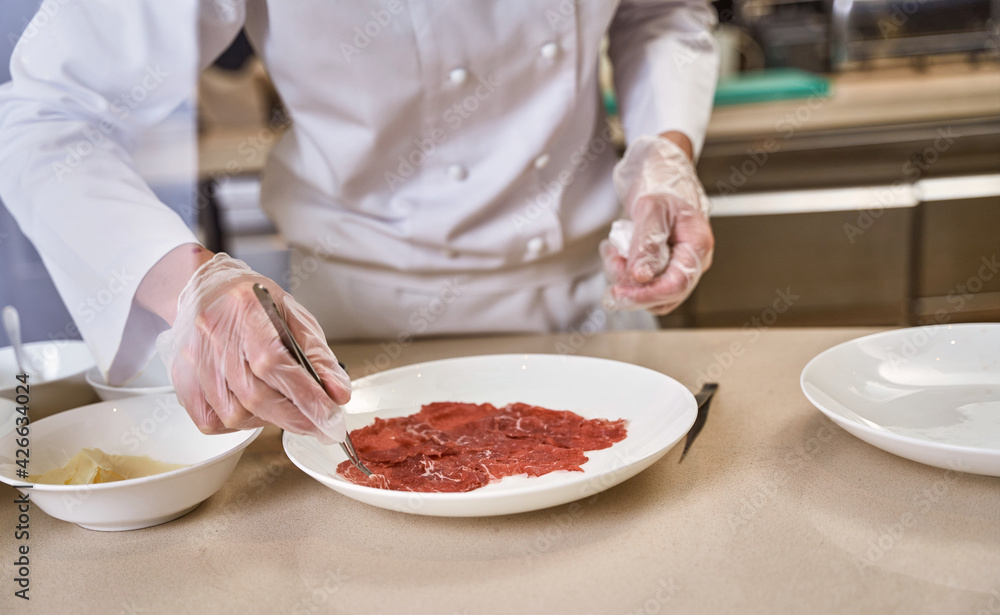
[607,0,719,159]
[0,0,245,383]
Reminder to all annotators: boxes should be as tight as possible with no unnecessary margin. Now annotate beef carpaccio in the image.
[336,402,628,492]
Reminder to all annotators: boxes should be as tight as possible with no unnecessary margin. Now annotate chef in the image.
[0,1,717,442]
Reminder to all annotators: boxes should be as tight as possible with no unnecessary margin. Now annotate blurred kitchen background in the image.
[1,0,998,345]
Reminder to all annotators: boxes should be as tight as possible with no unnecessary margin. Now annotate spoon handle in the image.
[2,305,28,376]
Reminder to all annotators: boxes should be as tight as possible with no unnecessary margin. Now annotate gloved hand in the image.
[600,134,714,316]
[156,253,351,443]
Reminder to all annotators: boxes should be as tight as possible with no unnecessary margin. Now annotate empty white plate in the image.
[0,398,18,439]
[283,354,697,517]
[0,340,96,417]
[801,324,1000,476]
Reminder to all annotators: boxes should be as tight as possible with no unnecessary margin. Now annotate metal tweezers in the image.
[253,283,372,476]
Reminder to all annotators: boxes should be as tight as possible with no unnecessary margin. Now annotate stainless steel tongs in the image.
[253,283,372,476]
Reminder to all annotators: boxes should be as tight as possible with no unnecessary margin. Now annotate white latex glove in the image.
[156,253,351,443]
[600,134,714,315]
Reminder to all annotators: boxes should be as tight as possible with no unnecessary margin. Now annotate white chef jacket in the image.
[0,0,718,383]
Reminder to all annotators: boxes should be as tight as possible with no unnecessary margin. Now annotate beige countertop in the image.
[2,328,998,614]
[705,62,1000,141]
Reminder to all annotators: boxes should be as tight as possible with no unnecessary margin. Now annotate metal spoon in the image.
[2,305,29,376]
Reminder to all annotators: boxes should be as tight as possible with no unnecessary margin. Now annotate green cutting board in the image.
[713,68,830,106]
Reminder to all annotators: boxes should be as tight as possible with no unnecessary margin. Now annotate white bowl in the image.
[284,354,697,517]
[0,394,261,531]
[801,323,1000,476]
[86,356,174,401]
[0,340,98,418]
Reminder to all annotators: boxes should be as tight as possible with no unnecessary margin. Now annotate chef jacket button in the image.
[448,164,468,181]
[526,236,546,256]
[533,153,551,170]
[540,42,559,60]
[449,68,468,85]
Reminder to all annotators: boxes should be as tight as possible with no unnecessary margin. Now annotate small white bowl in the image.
[86,356,174,401]
[0,340,98,418]
[0,394,261,531]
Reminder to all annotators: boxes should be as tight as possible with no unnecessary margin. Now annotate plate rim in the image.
[799,323,1000,458]
[284,353,697,508]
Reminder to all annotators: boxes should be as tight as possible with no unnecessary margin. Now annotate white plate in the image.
[283,354,697,517]
[0,340,97,417]
[801,324,1000,476]
[0,398,18,439]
